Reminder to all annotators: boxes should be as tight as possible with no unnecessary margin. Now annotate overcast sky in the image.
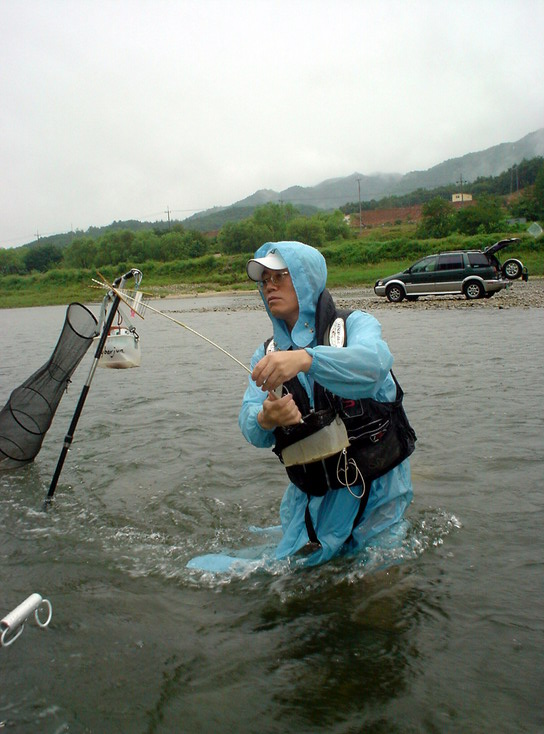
[1,0,543,248]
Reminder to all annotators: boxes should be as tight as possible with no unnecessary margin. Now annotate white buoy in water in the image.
[1,593,52,647]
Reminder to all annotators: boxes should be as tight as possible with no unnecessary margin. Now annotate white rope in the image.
[336,449,366,499]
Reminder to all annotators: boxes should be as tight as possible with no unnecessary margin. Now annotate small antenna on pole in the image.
[457,174,466,206]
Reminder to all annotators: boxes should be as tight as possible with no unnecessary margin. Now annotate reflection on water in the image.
[1,300,543,733]
[261,570,421,728]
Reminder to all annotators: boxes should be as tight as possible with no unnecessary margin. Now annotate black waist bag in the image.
[342,375,416,481]
[273,374,416,496]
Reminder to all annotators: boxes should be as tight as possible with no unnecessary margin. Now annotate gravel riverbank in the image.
[165,277,543,313]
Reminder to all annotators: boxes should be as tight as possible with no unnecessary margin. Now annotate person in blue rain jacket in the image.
[239,241,414,565]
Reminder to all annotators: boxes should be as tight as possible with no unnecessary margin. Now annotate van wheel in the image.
[502,259,523,280]
[386,284,405,303]
[464,281,484,300]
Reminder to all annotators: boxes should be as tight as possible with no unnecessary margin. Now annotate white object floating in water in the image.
[97,328,141,369]
[1,593,53,648]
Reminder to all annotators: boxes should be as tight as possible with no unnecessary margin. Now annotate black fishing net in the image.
[0,302,98,469]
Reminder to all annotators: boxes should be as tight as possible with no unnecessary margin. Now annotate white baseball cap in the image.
[246,250,288,282]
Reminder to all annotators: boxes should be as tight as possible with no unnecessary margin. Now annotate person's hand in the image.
[257,391,302,430]
[252,350,312,393]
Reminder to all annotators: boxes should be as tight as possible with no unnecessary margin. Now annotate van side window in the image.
[412,256,437,273]
[468,253,489,267]
[438,254,464,270]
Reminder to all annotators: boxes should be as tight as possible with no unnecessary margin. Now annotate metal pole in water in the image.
[43,269,140,508]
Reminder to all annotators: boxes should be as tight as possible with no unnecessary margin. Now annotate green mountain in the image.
[20,127,544,248]
[185,127,544,223]
[391,128,544,195]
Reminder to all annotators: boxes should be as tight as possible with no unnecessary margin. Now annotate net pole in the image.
[43,270,138,508]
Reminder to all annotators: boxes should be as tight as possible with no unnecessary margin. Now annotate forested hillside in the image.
[1,157,542,285]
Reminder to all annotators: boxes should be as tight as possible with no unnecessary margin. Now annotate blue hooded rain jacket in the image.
[238,241,413,565]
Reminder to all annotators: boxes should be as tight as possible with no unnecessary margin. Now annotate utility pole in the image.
[357,178,362,235]
[164,206,171,229]
[456,174,466,206]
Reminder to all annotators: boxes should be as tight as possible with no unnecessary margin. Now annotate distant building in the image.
[452,193,472,203]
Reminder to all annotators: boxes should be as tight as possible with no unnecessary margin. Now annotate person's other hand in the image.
[257,391,302,429]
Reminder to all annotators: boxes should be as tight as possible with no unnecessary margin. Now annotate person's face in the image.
[260,268,299,330]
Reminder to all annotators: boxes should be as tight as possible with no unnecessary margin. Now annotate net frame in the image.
[0,303,98,469]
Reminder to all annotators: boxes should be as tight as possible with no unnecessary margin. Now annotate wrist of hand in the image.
[257,409,275,431]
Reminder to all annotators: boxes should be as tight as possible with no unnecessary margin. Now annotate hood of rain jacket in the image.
[252,241,327,349]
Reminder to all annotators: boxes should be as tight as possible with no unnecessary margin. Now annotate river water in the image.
[1,293,543,733]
